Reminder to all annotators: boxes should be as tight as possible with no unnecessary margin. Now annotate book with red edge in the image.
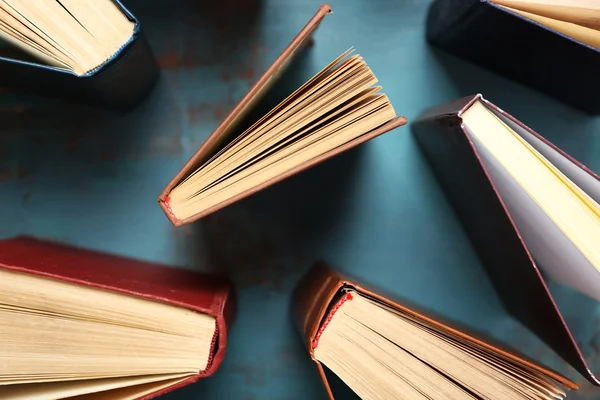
[0,236,235,399]
[158,4,407,226]
[293,263,577,399]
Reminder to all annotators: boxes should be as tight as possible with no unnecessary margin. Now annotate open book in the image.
[0,0,135,75]
[413,94,600,385]
[492,0,600,48]
[0,237,234,400]
[294,264,577,399]
[159,4,407,226]
[460,100,600,301]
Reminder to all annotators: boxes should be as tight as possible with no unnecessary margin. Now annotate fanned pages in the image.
[492,0,600,30]
[0,268,214,398]
[0,0,135,75]
[293,265,577,400]
[491,0,600,48]
[0,237,234,399]
[316,291,569,400]
[159,4,407,226]
[165,50,398,221]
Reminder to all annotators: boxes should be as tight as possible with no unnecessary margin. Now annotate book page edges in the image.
[158,3,333,206]
[160,116,407,226]
[477,98,600,183]
[136,375,198,400]
[0,236,235,378]
[491,0,600,30]
[294,263,578,391]
[413,102,598,386]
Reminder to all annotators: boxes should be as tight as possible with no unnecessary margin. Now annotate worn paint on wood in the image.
[0,0,599,398]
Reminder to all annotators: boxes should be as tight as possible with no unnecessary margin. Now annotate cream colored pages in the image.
[0,0,134,75]
[492,0,600,30]
[466,124,600,302]
[462,101,600,271]
[0,27,67,69]
[491,109,600,204]
[314,291,567,400]
[497,5,600,48]
[70,376,191,400]
[168,50,397,220]
[0,373,191,400]
[0,268,215,396]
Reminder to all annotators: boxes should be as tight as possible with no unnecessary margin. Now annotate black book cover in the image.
[411,94,600,385]
[0,0,159,111]
[426,0,600,114]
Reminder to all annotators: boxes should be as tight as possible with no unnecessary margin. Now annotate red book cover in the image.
[0,236,235,399]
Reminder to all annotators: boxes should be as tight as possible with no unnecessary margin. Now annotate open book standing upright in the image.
[412,94,600,386]
[158,4,407,226]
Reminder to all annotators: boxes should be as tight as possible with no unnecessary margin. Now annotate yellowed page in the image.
[175,100,395,217]
[0,268,215,384]
[499,5,600,48]
[70,376,190,400]
[493,0,600,30]
[462,101,600,271]
[0,0,134,74]
[168,51,398,219]
[0,374,190,400]
[488,110,600,219]
[314,291,565,400]
[177,58,374,196]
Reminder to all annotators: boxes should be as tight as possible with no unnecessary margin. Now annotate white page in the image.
[464,126,600,301]
[491,110,600,204]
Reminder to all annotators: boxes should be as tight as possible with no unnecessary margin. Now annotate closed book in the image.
[426,0,600,114]
[411,94,600,384]
[158,3,407,226]
[0,236,235,399]
[292,263,577,399]
[0,0,158,111]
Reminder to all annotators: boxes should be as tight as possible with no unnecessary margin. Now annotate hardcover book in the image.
[426,0,600,114]
[293,263,577,399]
[158,3,407,226]
[412,94,600,384]
[0,0,158,110]
[0,236,235,399]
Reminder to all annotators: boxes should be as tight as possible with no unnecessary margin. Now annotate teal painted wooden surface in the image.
[1,0,599,398]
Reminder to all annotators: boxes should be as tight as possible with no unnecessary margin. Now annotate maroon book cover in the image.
[0,236,235,399]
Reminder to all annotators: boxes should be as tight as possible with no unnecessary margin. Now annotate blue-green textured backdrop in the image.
[0,0,599,398]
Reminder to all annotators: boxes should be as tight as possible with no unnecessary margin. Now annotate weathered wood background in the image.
[1,0,599,398]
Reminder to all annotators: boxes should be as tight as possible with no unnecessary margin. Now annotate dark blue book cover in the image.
[0,0,158,111]
[426,0,600,114]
